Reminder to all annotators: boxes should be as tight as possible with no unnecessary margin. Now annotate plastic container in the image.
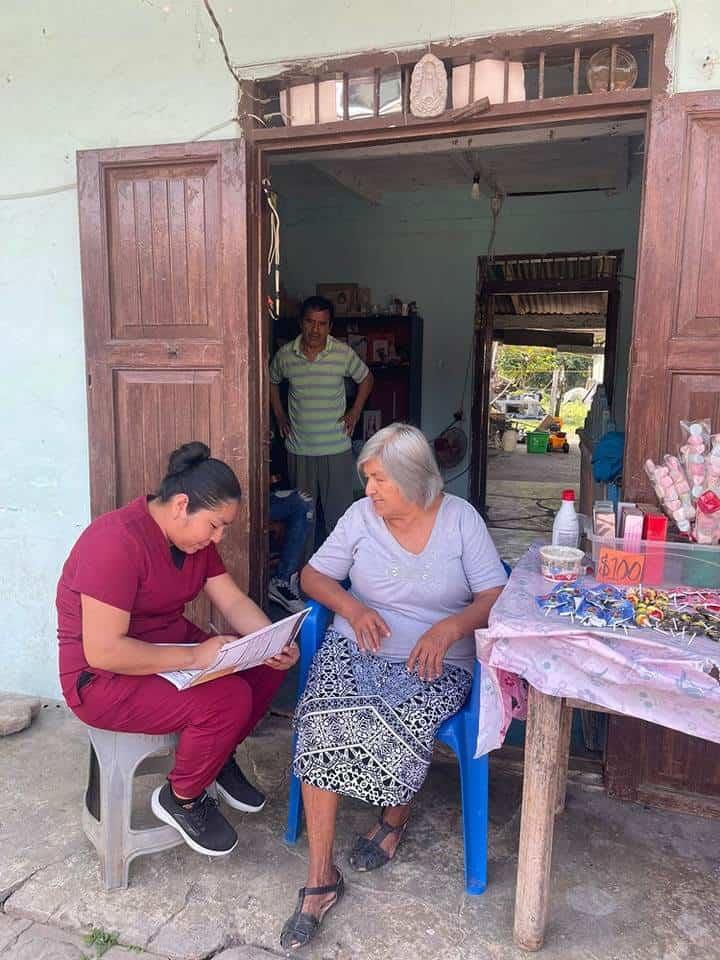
[540,545,585,582]
[527,431,549,454]
[586,532,720,589]
[552,489,580,549]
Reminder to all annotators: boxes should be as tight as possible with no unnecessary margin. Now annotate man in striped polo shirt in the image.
[270,296,374,560]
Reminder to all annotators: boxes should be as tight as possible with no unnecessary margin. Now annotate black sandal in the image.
[348,812,409,872]
[280,868,344,952]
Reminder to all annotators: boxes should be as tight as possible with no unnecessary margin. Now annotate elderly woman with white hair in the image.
[280,422,508,951]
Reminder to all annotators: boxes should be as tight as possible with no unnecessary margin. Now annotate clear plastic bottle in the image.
[552,489,580,549]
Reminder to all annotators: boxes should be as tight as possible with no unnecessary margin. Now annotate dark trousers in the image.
[287,449,355,557]
[71,666,283,797]
[269,489,313,582]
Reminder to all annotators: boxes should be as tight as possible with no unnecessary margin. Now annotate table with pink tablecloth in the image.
[474,542,720,758]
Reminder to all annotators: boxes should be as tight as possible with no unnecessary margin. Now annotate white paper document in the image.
[158,608,309,690]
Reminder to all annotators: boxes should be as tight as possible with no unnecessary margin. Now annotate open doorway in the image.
[266,117,642,570]
[474,251,624,561]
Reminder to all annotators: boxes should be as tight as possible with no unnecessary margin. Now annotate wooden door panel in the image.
[113,369,223,506]
[625,93,720,497]
[642,725,691,791]
[608,715,720,816]
[112,368,223,634]
[609,92,720,817]
[667,374,720,449]
[78,139,262,601]
[691,739,720,797]
[106,162,220,339]
[675,117,720,338]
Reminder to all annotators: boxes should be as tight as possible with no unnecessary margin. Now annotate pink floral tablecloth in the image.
[474,542,720,758]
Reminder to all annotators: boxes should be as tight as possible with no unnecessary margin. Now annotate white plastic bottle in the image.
[552,489,580,549]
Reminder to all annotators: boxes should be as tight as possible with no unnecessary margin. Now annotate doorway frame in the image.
[469,255,622,513]
[246,15,672,584]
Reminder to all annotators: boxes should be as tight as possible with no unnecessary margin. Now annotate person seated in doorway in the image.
[268,428,314,613]
[56,441,299,858]
[280,423,508,951]
[269,296,374,554]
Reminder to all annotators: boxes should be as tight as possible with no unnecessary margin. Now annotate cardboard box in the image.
[620,508,644,549]
[636,502,668,582]
[637,503,669,541]
[617,502,637,537]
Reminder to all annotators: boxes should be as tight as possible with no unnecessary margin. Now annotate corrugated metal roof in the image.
[508,292,608,315]
[493,253,619,316]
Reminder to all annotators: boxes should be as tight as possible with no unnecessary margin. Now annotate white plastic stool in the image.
[82,727,185,889]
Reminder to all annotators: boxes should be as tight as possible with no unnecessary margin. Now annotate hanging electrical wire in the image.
[263,178,281,322]
[486,191,505,267]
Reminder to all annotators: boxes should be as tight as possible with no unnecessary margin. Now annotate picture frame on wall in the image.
[362,409,382,441]
[369,332,395,363]
[316,283,358,316]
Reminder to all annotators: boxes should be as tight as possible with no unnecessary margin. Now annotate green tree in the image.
[494,345,592,396]
[494,346,555,394]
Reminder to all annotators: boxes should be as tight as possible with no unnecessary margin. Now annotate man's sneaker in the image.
[151,783,238,856]
[215,757,266,812]
[268,576,306,614]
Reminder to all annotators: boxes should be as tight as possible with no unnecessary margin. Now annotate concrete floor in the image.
[2,702,720,960]
[485,437,581,564]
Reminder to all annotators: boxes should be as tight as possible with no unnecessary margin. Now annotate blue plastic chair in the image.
[284,562,511,895]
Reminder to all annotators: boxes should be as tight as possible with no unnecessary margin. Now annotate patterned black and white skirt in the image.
[293,629,473,807]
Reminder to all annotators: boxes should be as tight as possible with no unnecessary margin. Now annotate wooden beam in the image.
[495,314,606,330]
[495,329,595,348]
[312,161,382,204]
[486,279,618,295]
[268,117,646,164]
[556,342,605,354]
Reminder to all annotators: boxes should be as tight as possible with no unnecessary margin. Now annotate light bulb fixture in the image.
[471,173,481,201]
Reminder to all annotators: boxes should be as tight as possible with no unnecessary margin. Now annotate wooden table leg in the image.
[513,686,563,952]
[555,701,573,815]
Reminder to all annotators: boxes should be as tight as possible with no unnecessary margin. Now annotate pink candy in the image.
[647,420,720,540]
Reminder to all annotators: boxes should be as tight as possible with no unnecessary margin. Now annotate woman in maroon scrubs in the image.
[57,441,299,857]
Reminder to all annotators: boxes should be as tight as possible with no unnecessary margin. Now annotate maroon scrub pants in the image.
[71,666,284,797]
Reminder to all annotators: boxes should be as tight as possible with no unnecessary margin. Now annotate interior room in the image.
[267,117,643,559]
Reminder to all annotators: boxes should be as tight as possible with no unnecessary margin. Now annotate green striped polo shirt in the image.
[270,334,370,456]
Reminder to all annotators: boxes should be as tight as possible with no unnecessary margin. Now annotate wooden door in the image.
[609,92,720,815]
[624,92,720,495]
[77,140,265,621]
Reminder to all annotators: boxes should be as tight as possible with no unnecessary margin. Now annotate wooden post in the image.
[555,701,573,815]
[549,362,562,417]
[513,687,563,952]
[572,47,580,96]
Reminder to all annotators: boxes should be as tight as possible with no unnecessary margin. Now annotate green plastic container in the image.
[527,431,549,454]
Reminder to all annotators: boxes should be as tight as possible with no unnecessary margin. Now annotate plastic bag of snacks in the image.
[680,419,711,498]
[644,419,720,544]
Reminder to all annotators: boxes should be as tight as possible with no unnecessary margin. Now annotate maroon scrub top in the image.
[56,495,225,704]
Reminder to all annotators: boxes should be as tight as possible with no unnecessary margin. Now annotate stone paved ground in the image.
[2,701,720,960]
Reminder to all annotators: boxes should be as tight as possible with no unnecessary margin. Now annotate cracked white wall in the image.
[1,0,718,696]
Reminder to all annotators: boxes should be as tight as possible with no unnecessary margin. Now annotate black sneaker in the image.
[151,782,238,856]
[268,576,306,614]
[215,757,266,812]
